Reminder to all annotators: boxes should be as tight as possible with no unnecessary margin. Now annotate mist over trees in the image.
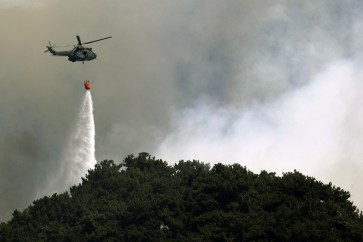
[1,153,363,241]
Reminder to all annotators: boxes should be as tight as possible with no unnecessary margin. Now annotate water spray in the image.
[46,87,96,194]
[68,90,97,182]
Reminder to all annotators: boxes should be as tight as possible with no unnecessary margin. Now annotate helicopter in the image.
[44,35,112,63]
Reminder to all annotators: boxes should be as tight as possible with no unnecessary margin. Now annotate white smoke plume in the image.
[0,0,47,9]
[2,0,363,221]
[157,60,363,209]
[46,91,96,194]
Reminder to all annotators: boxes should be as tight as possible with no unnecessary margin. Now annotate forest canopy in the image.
[1,152,363,241]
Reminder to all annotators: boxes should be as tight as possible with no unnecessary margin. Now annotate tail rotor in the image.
[44,41,55,53]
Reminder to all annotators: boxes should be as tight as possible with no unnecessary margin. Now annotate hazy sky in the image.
[1,0,363,221]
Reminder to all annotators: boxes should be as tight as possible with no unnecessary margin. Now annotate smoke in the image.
[0,0,50,9]
[2,0,363,221]
[0,131,51,222]
[46,91,96,194]
[156,60,363,208]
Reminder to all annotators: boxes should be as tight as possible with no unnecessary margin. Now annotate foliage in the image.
[1,153,363,241]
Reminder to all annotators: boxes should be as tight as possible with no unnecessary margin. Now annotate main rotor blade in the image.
[52,44,75,48]
[76,35,82,46]
[82,36,112,45]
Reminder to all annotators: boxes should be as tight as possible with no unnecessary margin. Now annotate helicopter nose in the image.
[94,53,97,58]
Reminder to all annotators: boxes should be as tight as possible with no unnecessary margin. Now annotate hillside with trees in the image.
[1,152,363,241]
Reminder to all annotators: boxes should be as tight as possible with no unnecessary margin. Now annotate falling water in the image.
[46,91,96,194]
[68,91,97,181]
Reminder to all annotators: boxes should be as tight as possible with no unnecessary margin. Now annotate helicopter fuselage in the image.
[68,47,97,62]
[47,47,97,62]
[45,35,110,63]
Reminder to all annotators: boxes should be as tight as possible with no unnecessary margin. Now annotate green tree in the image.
[1,153,362,241]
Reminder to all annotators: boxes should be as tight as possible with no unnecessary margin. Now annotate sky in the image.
[1,0,363,221]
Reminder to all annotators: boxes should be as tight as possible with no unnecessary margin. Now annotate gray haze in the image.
[1,0,363,221]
